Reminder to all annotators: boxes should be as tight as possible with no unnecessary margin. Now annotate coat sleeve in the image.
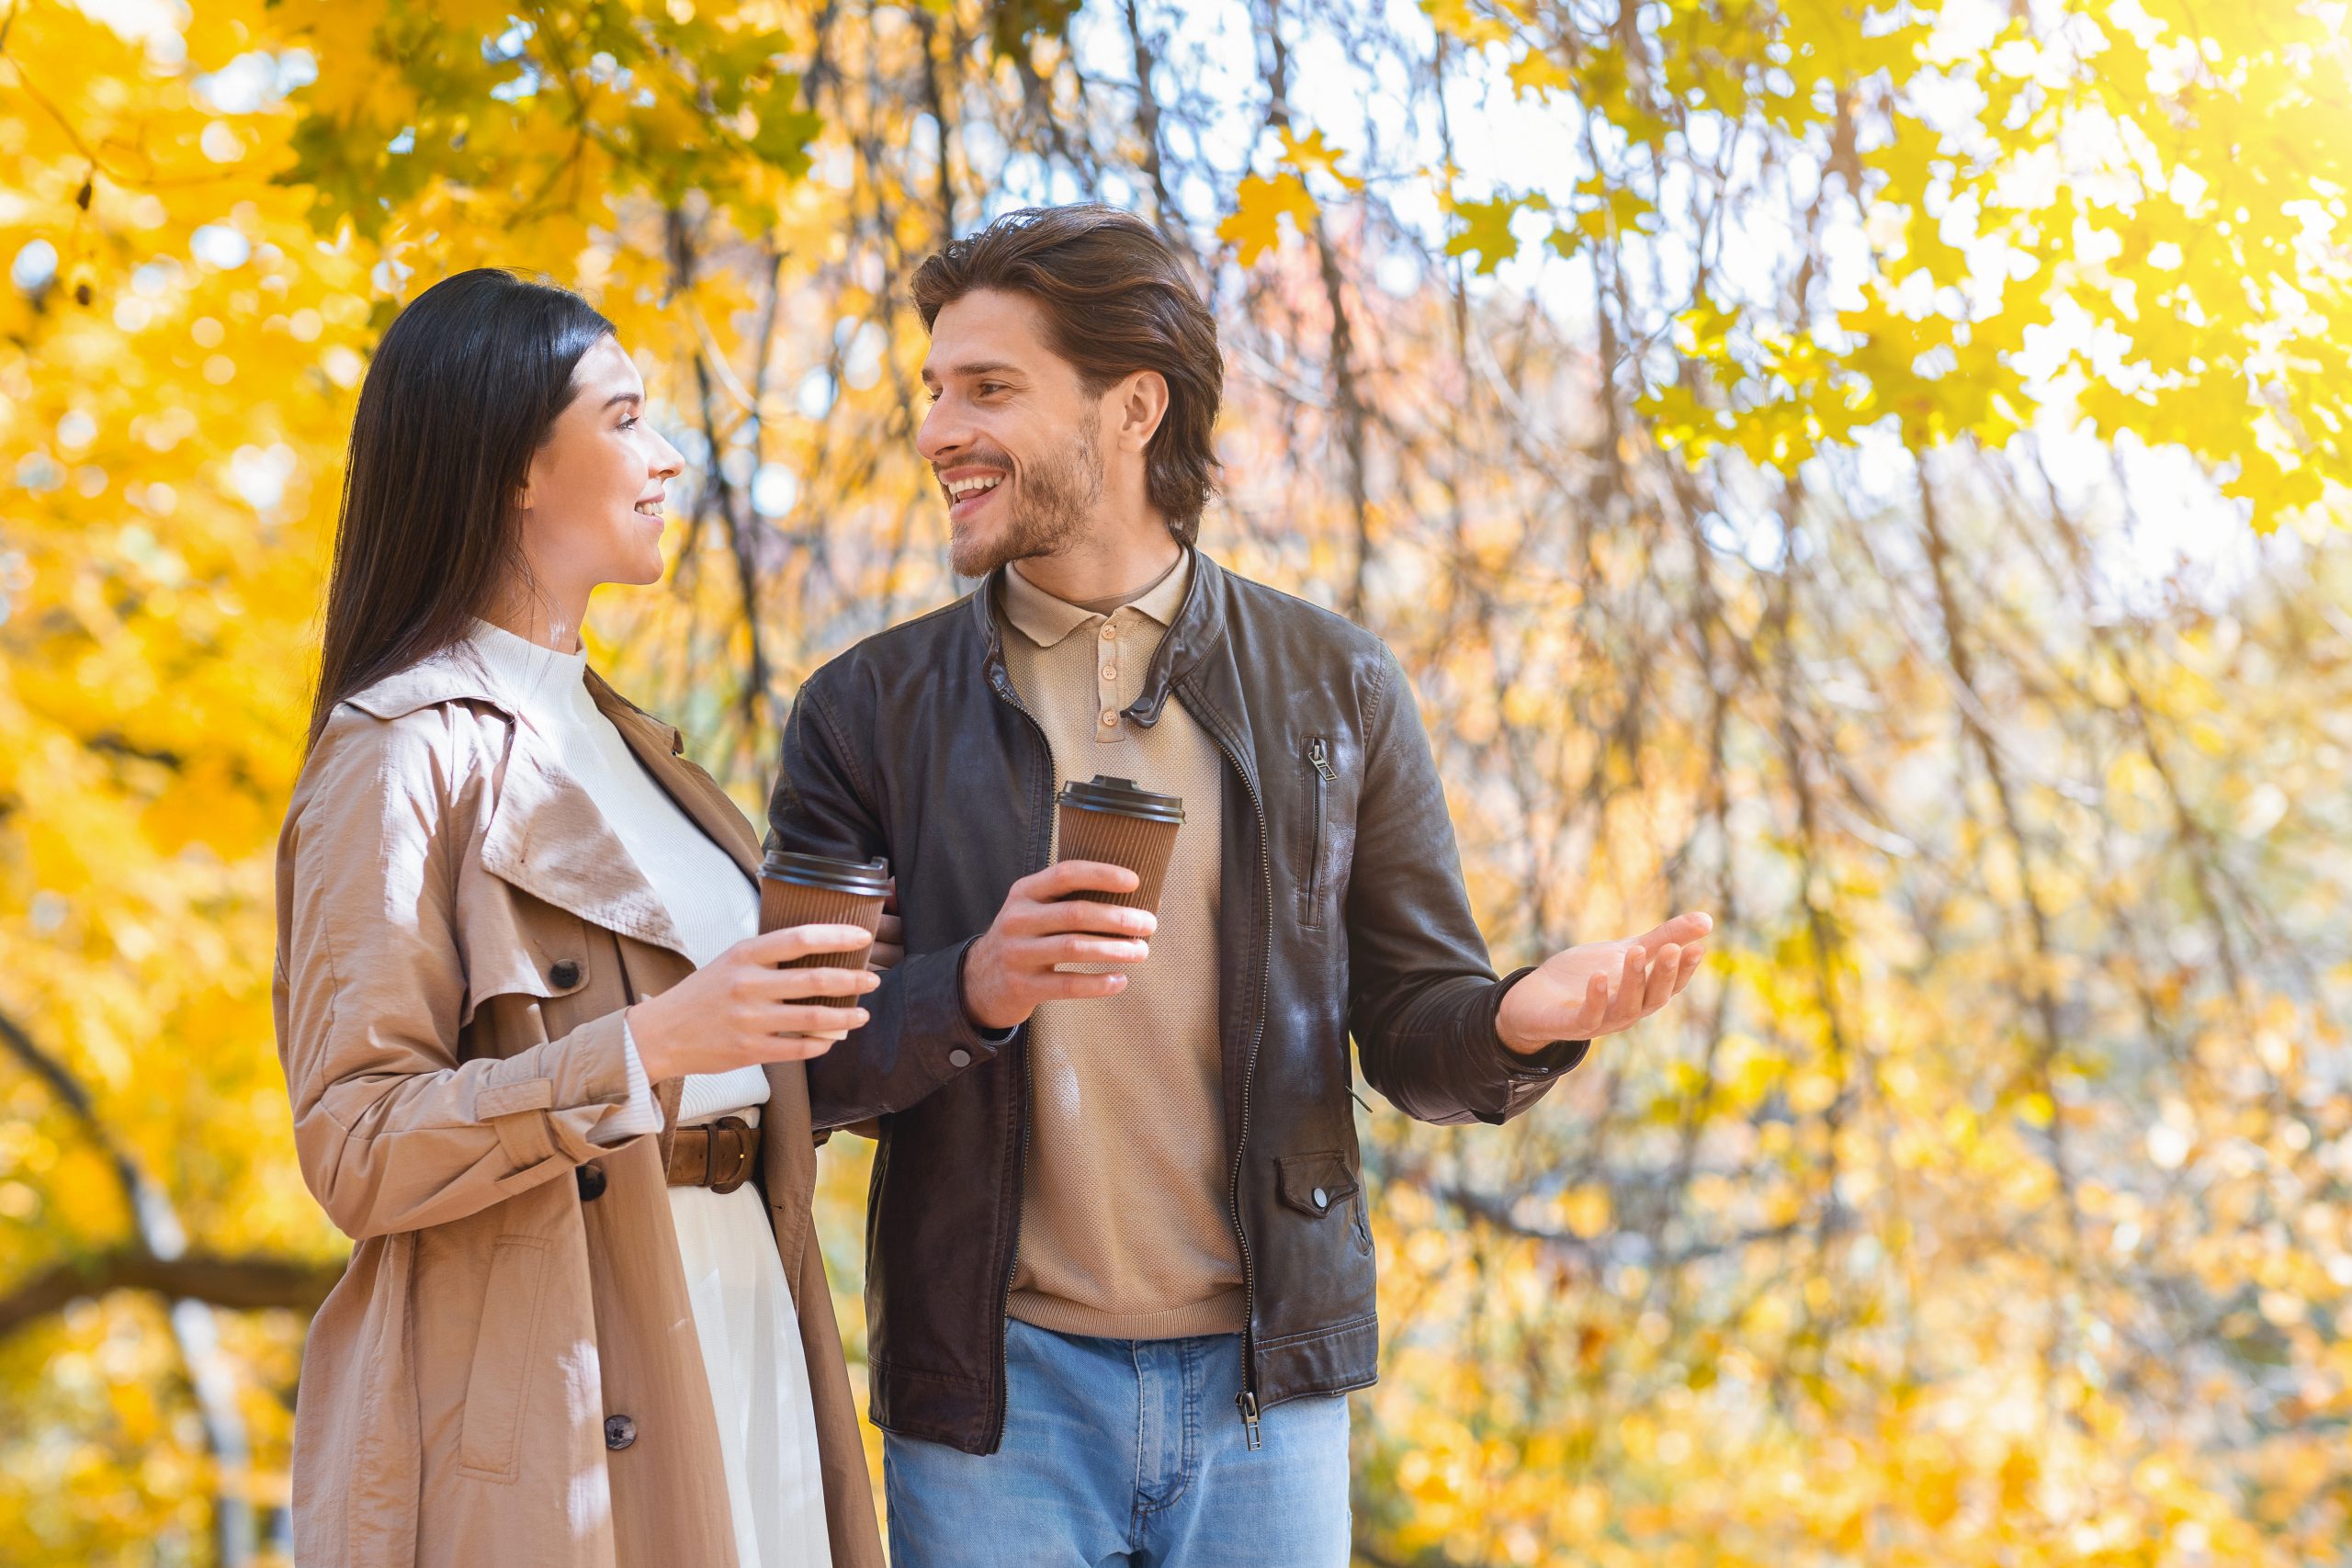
[274,711,643,1241]
[766,674,1006,1131]
[1345,646,1589,1126]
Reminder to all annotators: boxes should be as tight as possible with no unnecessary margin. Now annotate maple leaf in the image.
[1219,172,1320,266]
[1278,126,1363,191]
[1508,48,1575,98]
[1421,0,1515,47]
[1445,193,1545,275]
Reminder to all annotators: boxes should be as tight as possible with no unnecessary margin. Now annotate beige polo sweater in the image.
[998,551,1246,1339]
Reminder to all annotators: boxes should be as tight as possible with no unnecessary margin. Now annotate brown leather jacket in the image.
[276,650,882,1567]
[766,549,1586,1455]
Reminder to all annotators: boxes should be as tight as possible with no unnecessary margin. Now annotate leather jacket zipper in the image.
[1306,737,1334,919]
[984,658,1055,1454]
[1193,688,1274,1450]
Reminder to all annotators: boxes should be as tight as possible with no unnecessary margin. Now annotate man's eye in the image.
[978,383,1005,397]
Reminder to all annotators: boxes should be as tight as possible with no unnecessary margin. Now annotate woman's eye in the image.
[618,414,639,429]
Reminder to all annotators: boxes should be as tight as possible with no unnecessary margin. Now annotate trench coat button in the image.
[605,1414,637,1450]
[549,960,581,988]
[576,1163,607,1201]
[1312,1187,1329,1211]
[948,1048,972,1069]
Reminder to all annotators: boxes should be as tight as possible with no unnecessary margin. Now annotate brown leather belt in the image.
[666,1115,761,1195]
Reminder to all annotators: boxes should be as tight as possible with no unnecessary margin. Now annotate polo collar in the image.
[1001,550,1193,649]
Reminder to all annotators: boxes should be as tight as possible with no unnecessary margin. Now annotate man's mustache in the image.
[933,450,1016,484]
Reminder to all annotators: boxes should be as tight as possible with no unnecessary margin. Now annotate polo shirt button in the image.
[948,1048,972,1069]
[1312,1188,1329,1210]
[549,960,581,988]
[604,1414,637,1450]
[1100,625,1116,641]
[1101,709,1118,727]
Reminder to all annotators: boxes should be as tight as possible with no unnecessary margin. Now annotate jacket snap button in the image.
[576,1163,607,1201]
[948,1048,972,1069]
[604,1414,637,1450]
[1312,1187,1329,1211]
[550,960,581,988]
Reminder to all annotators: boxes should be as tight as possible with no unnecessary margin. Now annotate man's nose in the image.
[916,400,966,466]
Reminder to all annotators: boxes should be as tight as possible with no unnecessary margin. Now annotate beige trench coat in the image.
[273,648,884,1568]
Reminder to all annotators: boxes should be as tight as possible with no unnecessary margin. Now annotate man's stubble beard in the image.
[948,425,1104,579]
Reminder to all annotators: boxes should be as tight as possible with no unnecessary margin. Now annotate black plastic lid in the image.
[1056,774,1184,825]
[759,850,891,897]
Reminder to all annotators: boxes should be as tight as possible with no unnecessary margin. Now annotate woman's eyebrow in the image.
[603,390,643,412]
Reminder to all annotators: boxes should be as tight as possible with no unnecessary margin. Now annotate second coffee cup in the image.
[1053,775,1184,916]
[758,850,891,1006]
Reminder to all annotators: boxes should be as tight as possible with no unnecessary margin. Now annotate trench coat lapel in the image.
[345,649,696,959]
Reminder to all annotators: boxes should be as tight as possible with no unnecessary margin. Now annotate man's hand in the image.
[870,878,904,972]
[1496,911,1713,1055]
[961,861,1158,1032]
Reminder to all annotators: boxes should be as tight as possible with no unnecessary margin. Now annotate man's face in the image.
[918,288,1107,578]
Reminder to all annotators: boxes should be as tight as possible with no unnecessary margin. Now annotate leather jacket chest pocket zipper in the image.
[1303,736,1337,928]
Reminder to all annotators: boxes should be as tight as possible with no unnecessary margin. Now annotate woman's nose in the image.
[651,431,685,479]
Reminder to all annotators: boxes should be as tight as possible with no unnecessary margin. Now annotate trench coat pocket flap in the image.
[1275,1151,1360,1219]
[478,1079,555,1119]
[456,1235,552,1481]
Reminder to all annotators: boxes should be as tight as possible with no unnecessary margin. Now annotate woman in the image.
[274,268,885,1567]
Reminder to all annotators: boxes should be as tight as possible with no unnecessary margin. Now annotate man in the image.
[765,205,1711,1566]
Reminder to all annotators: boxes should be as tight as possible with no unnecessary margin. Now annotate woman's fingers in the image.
[1640,944,1682,1013]
[742,923,879,964]
[764,1003,870,1037]
[759,965,878,1001]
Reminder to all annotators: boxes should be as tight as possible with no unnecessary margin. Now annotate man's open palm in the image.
[1496,911,1713,1054]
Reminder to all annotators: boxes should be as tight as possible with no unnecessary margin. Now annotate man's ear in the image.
[1115,370,1170,451]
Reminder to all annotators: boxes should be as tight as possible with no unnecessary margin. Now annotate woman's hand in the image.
[625,924,880,1080]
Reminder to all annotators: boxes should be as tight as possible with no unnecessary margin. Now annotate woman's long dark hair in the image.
[306,268,614,750]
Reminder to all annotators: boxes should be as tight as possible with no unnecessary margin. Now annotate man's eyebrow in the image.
[935,360,1023,380]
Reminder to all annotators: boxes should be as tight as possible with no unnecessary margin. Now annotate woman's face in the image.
[516,334,684,608]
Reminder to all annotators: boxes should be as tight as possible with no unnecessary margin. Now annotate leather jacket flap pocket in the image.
[1275,1151,1360,1219]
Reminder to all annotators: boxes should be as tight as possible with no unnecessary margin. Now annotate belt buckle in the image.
[707,1115,755,1194]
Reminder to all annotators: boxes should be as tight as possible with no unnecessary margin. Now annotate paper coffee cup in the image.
[1053,775,1183,916]
[759,851,890,1007]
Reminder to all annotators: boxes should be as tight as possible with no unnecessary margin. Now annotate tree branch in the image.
[0,1247,345,1342]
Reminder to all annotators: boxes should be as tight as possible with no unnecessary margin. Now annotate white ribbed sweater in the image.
[467,620,766,1129]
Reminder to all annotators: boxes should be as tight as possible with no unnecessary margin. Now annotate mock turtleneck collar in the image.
[466,618,594,731]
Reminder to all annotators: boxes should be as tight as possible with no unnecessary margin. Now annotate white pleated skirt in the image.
[668,1179,833,1568]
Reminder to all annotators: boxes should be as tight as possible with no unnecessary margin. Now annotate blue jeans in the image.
[884,1319,1351,1566]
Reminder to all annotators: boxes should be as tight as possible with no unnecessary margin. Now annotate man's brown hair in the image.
[910,205,1222,543]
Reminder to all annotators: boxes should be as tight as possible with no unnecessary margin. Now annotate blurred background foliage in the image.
[3,0,2350,1561]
